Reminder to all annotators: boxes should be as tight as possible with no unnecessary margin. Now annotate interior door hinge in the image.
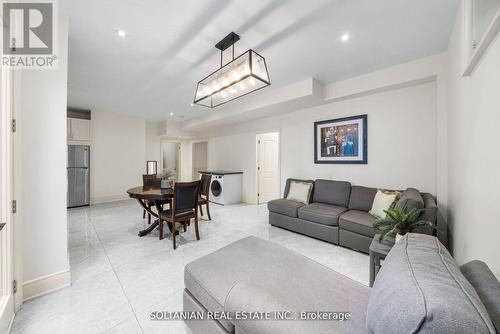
[12,200,17,214]
[13,280,17,294]
[12,119,16,133]
[257,193,260,197]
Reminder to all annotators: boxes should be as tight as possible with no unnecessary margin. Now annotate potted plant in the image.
[160,169,176,189]
[373,207,433,243]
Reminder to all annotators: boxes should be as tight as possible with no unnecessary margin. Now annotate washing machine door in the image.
[211,179,222,197]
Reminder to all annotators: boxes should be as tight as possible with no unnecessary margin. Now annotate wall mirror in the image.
[146,161,158,175]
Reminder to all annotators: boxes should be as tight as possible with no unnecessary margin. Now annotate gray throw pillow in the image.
[395,187,424,211]
[366,233,496,334]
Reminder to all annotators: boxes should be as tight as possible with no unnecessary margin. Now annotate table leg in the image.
[136,199,160,237]
[139,219,159,237]
[369,251,375,287]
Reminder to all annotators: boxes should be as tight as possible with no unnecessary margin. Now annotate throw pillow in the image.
[369,190,399,218]
[286,181,313,204]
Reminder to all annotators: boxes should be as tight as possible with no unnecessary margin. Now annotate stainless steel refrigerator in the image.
[67,145,90,208]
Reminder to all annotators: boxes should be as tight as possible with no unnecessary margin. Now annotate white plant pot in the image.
[395,233,404,243]
[161,179,172,189]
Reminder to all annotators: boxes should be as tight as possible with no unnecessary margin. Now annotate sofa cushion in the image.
[313,179,351,207]
[348,186,377,212]
[284,178,314,201]
[267,199,305,218]
[368,190,399,218]
[286,181,313,204]
[297,203,348,226]
[367,234,496,334]
[460,260,500,332]
[338,210,376,238]
[413,192,437,235]
[395,187,424,211]
[185,236,370,334]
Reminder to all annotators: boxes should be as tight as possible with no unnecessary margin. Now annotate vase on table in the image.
[161,179,172,189]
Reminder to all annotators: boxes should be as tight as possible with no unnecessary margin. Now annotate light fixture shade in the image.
[194,49,270,108]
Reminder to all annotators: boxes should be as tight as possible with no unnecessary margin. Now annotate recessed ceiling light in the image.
[169,112,174,116]
[190,103,194,107]
[341,34,350,42]
[117,30,127,38]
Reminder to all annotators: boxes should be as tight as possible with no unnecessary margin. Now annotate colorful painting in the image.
[314,115,367,164]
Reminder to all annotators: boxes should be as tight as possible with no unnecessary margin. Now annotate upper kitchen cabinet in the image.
[67,109,91,144]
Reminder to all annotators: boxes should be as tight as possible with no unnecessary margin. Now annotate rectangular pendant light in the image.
[194,33,270,108]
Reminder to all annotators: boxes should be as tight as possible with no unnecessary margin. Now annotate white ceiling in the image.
[61,0,459,121]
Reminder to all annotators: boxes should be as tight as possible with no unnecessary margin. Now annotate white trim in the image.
[22,270,71,301]
[463,2,500,76]
[90,194,130,205]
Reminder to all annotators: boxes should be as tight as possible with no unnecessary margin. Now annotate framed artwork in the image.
[314,114,367,164]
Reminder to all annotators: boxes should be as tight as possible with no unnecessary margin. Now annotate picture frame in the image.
[314,114,367,164]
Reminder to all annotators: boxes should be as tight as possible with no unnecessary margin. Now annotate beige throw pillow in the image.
[286,181,312,204]
[369,190,399,218]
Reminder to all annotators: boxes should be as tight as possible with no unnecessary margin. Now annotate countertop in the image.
[198,170,243,175]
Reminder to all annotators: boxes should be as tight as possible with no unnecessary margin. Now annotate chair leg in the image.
[159,220,164,240]
[199,204,204,216]
[183,222,187,232]
[194,216,200,241]
[206,202,211,221]
[172,221,177,249]
[143,209,146,219]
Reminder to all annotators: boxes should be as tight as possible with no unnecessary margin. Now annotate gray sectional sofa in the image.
[268,178,445,253]
[183,234,500,334]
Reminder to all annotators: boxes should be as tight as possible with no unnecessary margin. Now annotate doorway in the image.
[160,141,181,180]
[256,133,280,204]
[192,141,208,180]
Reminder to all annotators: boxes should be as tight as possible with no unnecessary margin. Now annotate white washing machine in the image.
[204,171,242,205]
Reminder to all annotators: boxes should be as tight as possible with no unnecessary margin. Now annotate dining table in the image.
[126,185,174,239]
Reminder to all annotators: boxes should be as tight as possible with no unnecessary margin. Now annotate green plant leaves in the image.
[373,207,434,242]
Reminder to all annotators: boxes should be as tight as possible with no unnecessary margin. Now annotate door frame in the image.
[255,131,281,204]
[191,140,208,181]
[159,139,182,180]
[0,55,16,331]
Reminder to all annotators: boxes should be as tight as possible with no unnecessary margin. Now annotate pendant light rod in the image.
[215,32,240,67]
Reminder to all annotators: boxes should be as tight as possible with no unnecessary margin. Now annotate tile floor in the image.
[10,200,369,334]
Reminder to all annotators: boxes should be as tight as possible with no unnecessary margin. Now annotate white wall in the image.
[17,17,70,288]
[91,111,146,203]
[208,82,437,204]
[447,2,500,276]
[145,121,161,163]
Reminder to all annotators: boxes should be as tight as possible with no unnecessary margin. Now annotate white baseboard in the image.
[91,194,130,205]
[22,270,71,301]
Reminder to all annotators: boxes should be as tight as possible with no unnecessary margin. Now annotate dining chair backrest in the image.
[143,174,160,187]
[173,180,201,212]
[200,174,212,198]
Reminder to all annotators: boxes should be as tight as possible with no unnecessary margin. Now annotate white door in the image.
[257,133,280,204]
[192,142,207,180]
[0,58,15,331]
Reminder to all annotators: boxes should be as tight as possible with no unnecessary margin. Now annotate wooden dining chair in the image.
[142,174,169,224]
[198,174,212,220]
[159,180,201,249]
